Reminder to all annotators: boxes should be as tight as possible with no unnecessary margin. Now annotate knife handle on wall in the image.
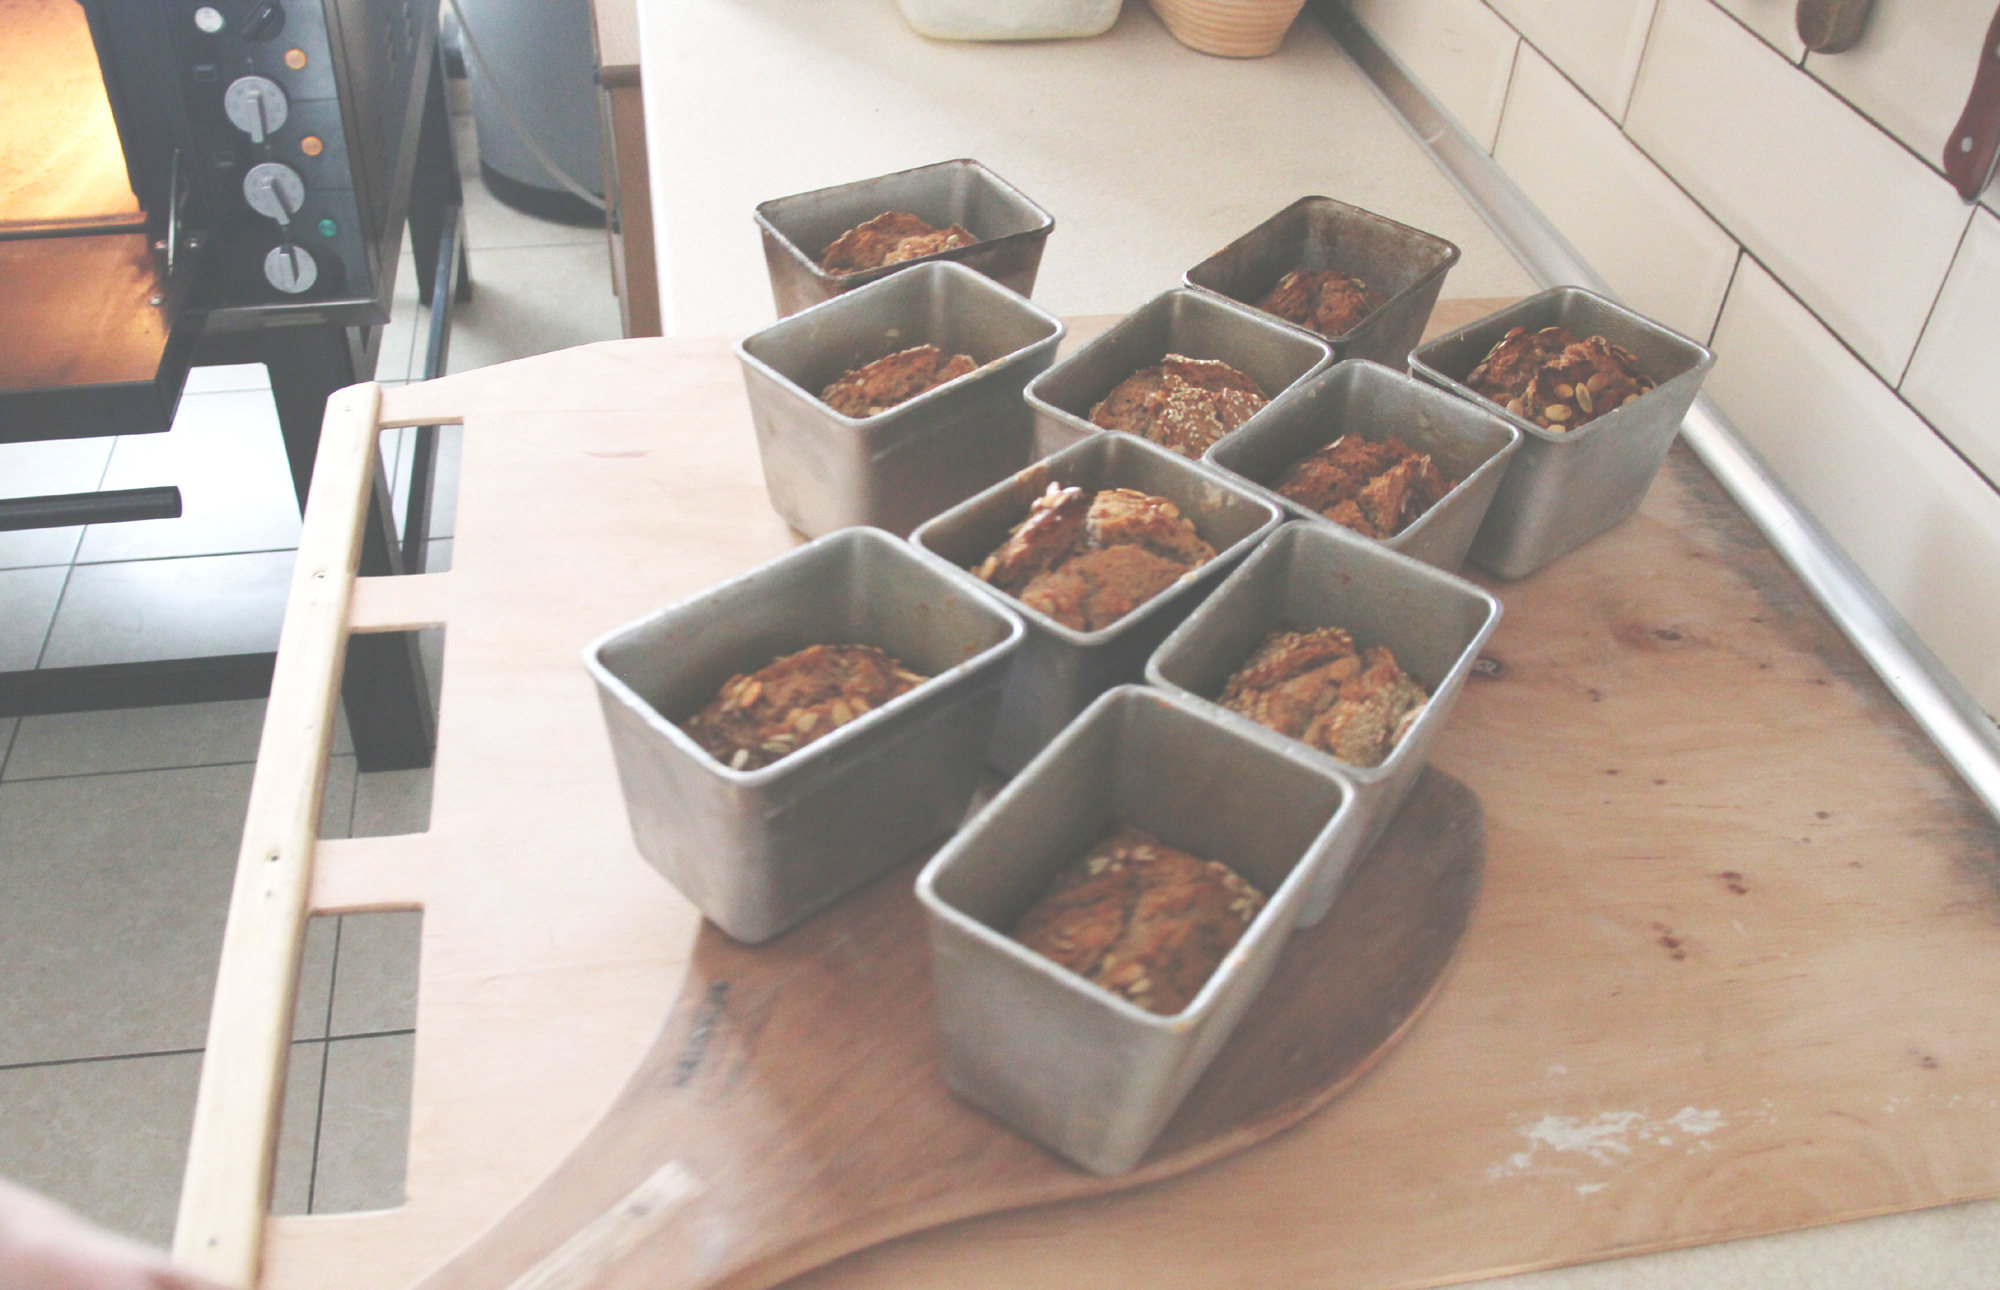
[1945,3,2000,201]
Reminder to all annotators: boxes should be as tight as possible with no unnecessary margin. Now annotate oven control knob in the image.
[264,244,318,294]
[242,1,286,40]
[243,162,305,225]
[223,75,288,144]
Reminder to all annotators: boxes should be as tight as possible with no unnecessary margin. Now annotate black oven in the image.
[1,0,439,443]
[0,0,460,772]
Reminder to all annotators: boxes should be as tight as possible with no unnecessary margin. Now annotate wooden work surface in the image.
[256,301,2000,1290]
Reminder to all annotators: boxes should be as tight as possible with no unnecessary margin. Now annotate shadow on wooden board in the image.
[415,768,1483,1290]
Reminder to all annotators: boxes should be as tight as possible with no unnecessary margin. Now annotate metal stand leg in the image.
[401,44,470,573]
[197,324,437,771]
[345,470,439,771]
[409,46,471,311]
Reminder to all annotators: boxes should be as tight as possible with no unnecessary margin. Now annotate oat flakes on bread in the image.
[1465,325,1653,432]
[1013,823,1266,1015]
[681,644,927,771]
[1089,355,1268,458]
[817,211,977,275]
[819,344,977,418]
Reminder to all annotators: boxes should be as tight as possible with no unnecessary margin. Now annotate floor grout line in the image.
[25,438,116,673]
[66,546,302,569]
[305,915,344,1214]
[0,1046,204,1074]
[0,714,19,781]
[0,559,97,573]
[0,758,271,787]
[305,1036,331,1216]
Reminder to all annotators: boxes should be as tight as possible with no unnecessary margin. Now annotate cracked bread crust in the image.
[819,345,977,418]
[1274,434,1453,539]
[1220,627,1428,769]
[817,211,977,275]
[1465,325,1654,432]
[1255,268,1389,339]
[973,484,1218,632]
[1013,823,1267,1016]
[1089,355,1269,458]
[681,644,927,772]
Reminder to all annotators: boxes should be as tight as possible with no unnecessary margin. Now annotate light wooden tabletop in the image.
[180,302,2000,1290]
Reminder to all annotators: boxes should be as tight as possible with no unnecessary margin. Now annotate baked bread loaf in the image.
[1220,626,1428,768]
[1255,268,1388,339]
[681,644,927,771]
[1274,434,1453,539]
[1089,354,1268,457]
[1465,325,1653,432]
[817,211,977,275]
[820,344,976,417]
[973,484,1217,631]
[1014,823,1266,1015]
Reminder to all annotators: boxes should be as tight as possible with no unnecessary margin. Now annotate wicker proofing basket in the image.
[1147,0,1307,56]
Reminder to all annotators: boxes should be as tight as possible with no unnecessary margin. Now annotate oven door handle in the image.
[166,150,181,277]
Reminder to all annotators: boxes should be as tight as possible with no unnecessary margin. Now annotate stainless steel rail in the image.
[1315,1,2000,824]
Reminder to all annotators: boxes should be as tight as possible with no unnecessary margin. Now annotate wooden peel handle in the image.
[1946,4,2000,200]
[171,384,386,1288]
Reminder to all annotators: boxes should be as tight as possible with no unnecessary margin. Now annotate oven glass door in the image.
[0,0,205,442]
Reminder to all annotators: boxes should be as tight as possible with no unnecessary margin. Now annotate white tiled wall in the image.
[1626,0,1970,382]
[1903,209,2000,489]
[1341,0,2000,716]
[1804,0,1994,165]
[1493,45,1738,340]
[1708,260,2000,711]
[1347,0,1522,150]
[1484,0,1659,118]
[1712,0,1804,59]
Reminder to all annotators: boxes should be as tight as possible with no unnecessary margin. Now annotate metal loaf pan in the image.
[912,432,1283,775]
[1204,359,1521,573]
[1023,288,1330,460]
[917,684,1358,1175]
[583,527,1025,945]
[1410,287,1715,580]
[1146,521,1499,924]
[736,261,1066,539]
[755,158,1056,319]
[1183,195,1461,369]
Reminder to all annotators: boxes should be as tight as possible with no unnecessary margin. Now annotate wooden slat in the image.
[172,384,384,1287]
[350,573,452,633]
[312,836,436,912]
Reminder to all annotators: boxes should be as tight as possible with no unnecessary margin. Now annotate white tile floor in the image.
[0,86,620,1246]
